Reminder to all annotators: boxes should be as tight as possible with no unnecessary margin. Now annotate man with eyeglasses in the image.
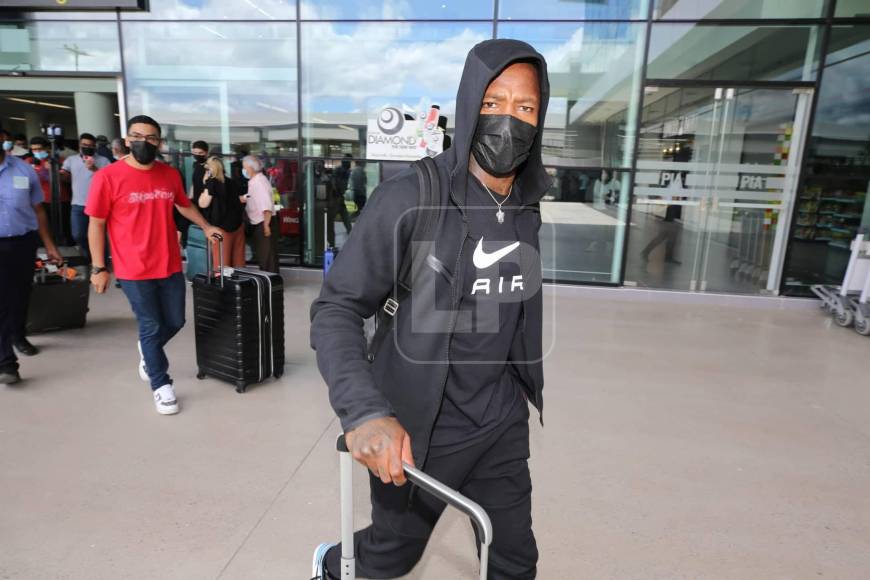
[85,115,223,415]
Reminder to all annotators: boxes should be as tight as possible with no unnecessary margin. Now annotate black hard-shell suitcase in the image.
[192,236,284,393]
[26,264,90,334]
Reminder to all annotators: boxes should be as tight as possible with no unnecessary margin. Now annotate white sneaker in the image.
[137,341,149,382]
[311,543,337,580]
[153,384,179,415]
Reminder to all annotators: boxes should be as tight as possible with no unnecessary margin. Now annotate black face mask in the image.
[193,154,207,164]
[80,146,96,157]
[471,114,537,178]
[130,140,158,165]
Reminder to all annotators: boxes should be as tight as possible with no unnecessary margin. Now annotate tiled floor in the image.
[2,274,869,579]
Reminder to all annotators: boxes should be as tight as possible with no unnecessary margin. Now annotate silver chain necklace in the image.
[481,182,513,224]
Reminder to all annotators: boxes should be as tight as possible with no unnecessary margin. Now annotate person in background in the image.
[110,138,129,161]
[61,133,111,263]
[1,131,12,155]
[0,135,62,384]
[86,115,222,415]
[95,135,113,161]
[27,137,52,204]
[243,155,279,273]
[190,140,209,205]
[350,160,368,215]
[174,140,209,249]
[12,134,31,159]
[199,156,245,268]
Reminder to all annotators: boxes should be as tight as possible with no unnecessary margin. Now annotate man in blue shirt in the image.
[0,129,62,385]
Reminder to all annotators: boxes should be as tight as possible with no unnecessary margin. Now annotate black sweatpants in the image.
[325,397,537,579]
[0,231,38,373]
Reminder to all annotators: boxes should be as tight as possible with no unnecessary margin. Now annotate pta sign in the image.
[738,174,768,191]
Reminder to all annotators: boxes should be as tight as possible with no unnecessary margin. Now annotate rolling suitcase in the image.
[192,235,285,393]
[335,435,492,579]
[26,262,90,334]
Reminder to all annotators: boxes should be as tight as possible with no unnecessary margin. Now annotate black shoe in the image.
[0,370,21,385]
[13,338,39,356]
[665,258,682,266]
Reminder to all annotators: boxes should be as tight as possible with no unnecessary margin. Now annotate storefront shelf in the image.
[820,197,865,204]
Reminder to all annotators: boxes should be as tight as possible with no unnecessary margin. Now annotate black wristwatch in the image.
[92,266,108,275]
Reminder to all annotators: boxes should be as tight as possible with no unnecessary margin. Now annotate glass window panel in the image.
[499,22,645,169]
[538,166,629,283]
[835,0,870,18]
[123,0,295,20]
[121,22,298,157]
[654,0,826,20]
[782,25,870,296]
[0,21,120,73]
[299,159,392,265]
[300,21,490,158]
[498,0,645,20]
[300,0,492,20]
[647,24,822,82]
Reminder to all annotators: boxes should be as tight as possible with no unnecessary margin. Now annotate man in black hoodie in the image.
[310,39,550,579]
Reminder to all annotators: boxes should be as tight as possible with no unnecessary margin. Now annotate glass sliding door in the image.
[624,84,812,294]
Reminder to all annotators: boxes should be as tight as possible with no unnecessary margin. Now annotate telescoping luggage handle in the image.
[336,434,493,580]
[204,232,225,289]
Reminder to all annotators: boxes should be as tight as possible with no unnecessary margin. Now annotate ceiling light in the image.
[243,0,275,19]
[7,97,73,110]
[199,25,227,40]
[9,116,26,121]
[256,102,289,114]
[337,124,357,132]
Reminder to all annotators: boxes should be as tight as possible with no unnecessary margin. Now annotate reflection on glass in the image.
[835,1,870,18]
[300,0,492,20]
[499,22,645,168]
[647,24,822,82]
[123,0,295,20]
[122,22,298,157]
[301,22,489,158]
[654,0,826,20]
[499,0,644,20]
[626,86,803,295]
[782,26,870,296]
[301,159,386,265]
[539,167,628,283]
[0,21,120,72]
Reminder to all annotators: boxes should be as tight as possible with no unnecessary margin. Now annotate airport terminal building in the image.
[1,0,868,299]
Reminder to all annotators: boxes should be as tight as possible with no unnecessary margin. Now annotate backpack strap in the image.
[368,156,440,360]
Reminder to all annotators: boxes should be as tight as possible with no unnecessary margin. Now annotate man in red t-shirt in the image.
[86,115,222,415]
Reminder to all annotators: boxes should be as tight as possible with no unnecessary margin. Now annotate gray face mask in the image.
[471,114,537,178]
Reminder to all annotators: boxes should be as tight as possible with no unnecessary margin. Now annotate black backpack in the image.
[367,156,441,360]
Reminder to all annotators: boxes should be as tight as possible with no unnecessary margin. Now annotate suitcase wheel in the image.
[196,370,206,380]
[235,382,247,394]
[274,369,284,379]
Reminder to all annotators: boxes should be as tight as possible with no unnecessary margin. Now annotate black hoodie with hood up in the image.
[310,39,552,466]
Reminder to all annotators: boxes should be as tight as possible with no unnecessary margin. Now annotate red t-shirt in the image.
[85,160,191,280]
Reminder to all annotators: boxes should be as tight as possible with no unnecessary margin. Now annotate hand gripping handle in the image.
[336,434,492,580]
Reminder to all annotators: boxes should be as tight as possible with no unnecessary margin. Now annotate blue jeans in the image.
[119,272,186,390]
[71,205,90,262]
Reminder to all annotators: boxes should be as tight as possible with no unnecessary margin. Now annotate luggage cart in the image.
[853,253,870,336]
[335,435,493,580]
[811,234,870,329]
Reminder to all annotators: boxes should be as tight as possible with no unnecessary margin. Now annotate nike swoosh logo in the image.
[473,238,520,269]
